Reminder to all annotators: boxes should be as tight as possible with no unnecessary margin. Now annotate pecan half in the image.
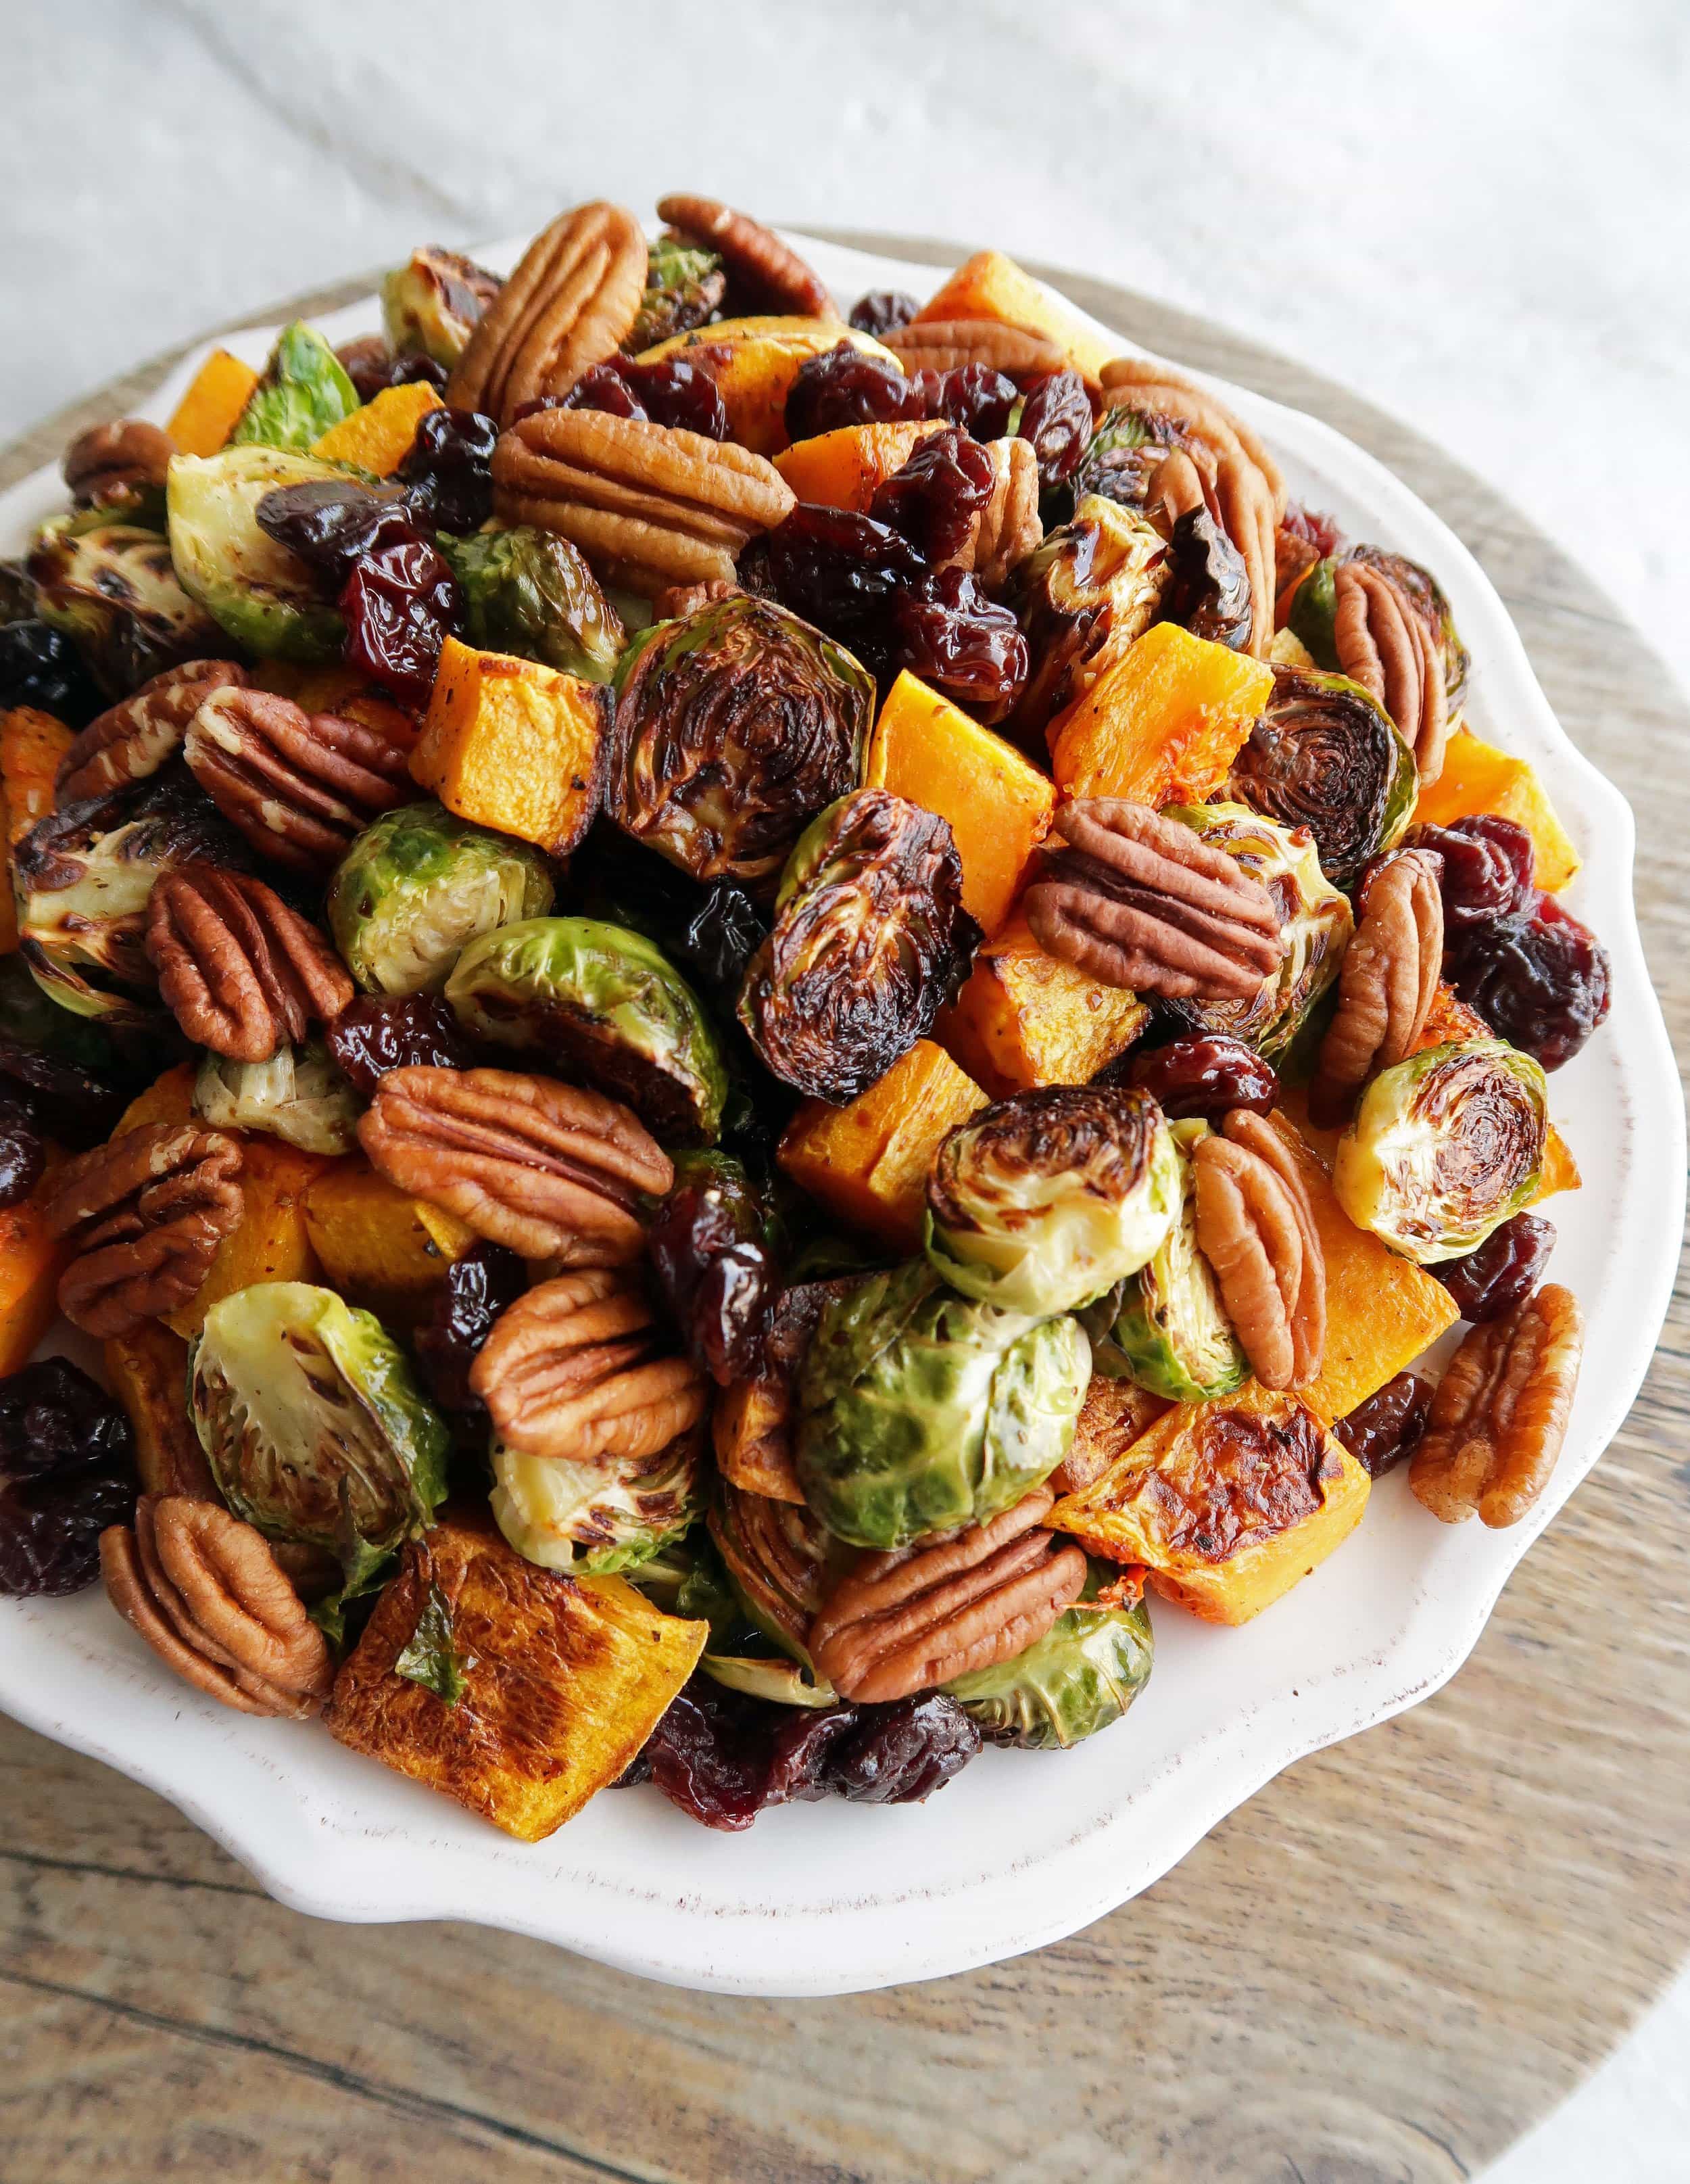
[447,201,648,424]
[1025,799,1283,1000]
[56,659,248,803]
[64,418,175,505]
[882,319,1069,381]
[1410,1283,1583,1527]
[971,437,1042,590]
[1192,1112,1326,1390]
[810,1488,1087,1704]
[100,1495,333,1718]
[493,408,795,596]
[650,576,742,621]
[145,864,354,1062]
[44,1124,243,1338]
[469,1267,706,1461]
[1333,561,1449,784]
[359,1066,671,1263]
[1310,849,1444,1126]
[655,194,830,316]
[183,686,414,874]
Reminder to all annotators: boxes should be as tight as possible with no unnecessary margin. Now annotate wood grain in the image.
[1,239,1686,2184]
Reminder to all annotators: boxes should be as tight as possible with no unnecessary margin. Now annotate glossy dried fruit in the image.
[340,532,463,709]
[783,341,929,440]
[888,566,1030,724]
[762,501,926,657]
[1017,370,1094,496]
[1409,814,1537,940]
[1333,1372,1431,1478]
[1449,897,1612,1072]
[1430,1210,1555,1323]
[648,1152,777,1385]
[337,337,450,403]
[393,405,498,533]
[0,1357,137,1598]
[919,363,1018,441]
[324,993,477,1099]
[412,1241,527,1419]
[849,289,919,337]
[1124,1032,1279,1122]
[868,425,994,567]
[559,356,730,442]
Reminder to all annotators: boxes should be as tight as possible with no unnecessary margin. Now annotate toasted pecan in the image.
[1192,1114,1325,1390]
[1311,849,1443,1126]
[183,686,414,875]
[1410,1283,1583,1527]
[145,865,354,1062]
[972,437,1042,590]
[882,319,1069,382]
[655,195,830,316]
[56,659,247,803]
[44,1124,243,1339]
[63,417,175,505]
[1334,561,1450,784]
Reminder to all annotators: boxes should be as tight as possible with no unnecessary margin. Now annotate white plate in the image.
[0,231,1680,1997]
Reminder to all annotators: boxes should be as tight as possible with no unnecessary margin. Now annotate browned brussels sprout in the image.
[610,596,874,895]
[738,788,980,1103]
[625,237,728,353]
[381,247,502,369]
[1069,404,1188,511]
[1007,497,1167,740]
[26,516,222,698]
[1230,664,1417,891]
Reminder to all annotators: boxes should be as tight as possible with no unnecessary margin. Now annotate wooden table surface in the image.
[2,245,1687,2184]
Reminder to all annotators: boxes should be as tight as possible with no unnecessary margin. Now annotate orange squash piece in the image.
[1048,621,1275,807]
[773,421,946,509]
[863,671,1055,936]
[103,1322,214,1498]
[1,705,74,953]
[410,636,608,855]
[777,1039,988,1252]
[304,1158,478,1328]
[115,1062,197,1135]
[1048,1379,1370,1625]
[912,251,1115,383]
[635,317,898,457]
[1412,726,1580,891]
[166,348,262,458]
[0,1182,69,1377]
[311,381,443,475]
[162,1137,331,1341]
[937,909,1148,1097]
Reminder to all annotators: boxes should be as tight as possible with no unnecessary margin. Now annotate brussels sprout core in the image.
[1230,665,1416,892]
[1009,496,1167,738]
[490,1425,704,1576]
[193,1041,360,1154]
[167,448,347,662]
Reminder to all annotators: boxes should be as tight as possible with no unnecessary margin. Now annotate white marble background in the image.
[3,1,1687,2175]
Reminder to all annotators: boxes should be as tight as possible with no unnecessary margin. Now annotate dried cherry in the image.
[648,1160,776,1384]
[1430,1210,1555,1322]
[336,336,450,404]
[1280,502,1344,558]
[395,406,498,533]
[0,1358,137,1598]
[0,1038,126,1149]
[917,364,1018,442]
[1333,1373,1432,1479]
[888,567,1030,724]
[763,503,926,652]
[326,993,477,1099]
[1409,815,1537,941]
[783,341,929,440]
[561,357,729,442]
[1017,371,1093,495]
[1125,1033,1280,1122]
[868,426,994,565]
[825,1694,982,1803]
[0,617,103,728]
[413,1242,527,1417]
[339,533,462,709]
[0,1094,45,1208]
[256,479,410,581]
[1449,895,1611,1071]
[848,289,919,337]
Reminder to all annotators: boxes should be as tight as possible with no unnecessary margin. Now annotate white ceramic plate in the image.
[0,231,1680,1997]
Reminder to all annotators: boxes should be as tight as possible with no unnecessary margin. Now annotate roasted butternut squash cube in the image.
[411,636,607,855]
[1413,726,1580,891]
[912,250,1115,382]
[103,1322,214,1498]
[1,705,74,952]
[864,671,1055,936]
[777,1039,988,1252]
[162,1137,331,1340]
[115,1062,197,1134]
[1053,1372,1170,1498]
[773,421,947,509]
[166,348,263,458]
[1049,621,1275,806]
[937,908,1148,1097]
[303,1158,478,1327]
[0,1184,68,1377]
[1048,1379,1370,1625]
[635,317,898,456]
[327,1508,708,1840]
[310,381,443,475]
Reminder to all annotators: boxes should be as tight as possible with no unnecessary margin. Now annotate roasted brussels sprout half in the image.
[439,527,625,684]
[26,515,222,698]
[924,1086,1179,1316]
[227,321,359,453]
[944,1573,1154,1748]
[193,1040,360,1154]
[328,803,556,997]
[167,447,347,661]
[1157,506,1252,652]
[625,236,729,352]
[609,595,873,894]
[796,1258,1090,1549]
[380,247,502,368]
[1008,496,1167,740]
[187,1281,450,1613]
[445,915,728,1143]
[708,1479,836,1665]
[1288,548,1469,709]
[1159,803,1354,1067]
[738,789,979,1103]
[1068,404,1189,512]
[490,1421,706,1576]
[1332,1039,1548,1263]
[1230,665,1417,892]
[1084,1122,1248,1402]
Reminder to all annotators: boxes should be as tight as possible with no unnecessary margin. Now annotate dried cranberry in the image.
[1430,1210,1555,1322]
[326,993,476,1099]
[868,426,994,565]
[643,1677,778,1830]
[0,1358,137,1598]
[784,341,929,440]
[0,1039,126,1149]
[413,1243,527,1417]
[339,533,462,709]
[562,356,729,442]
[918,364,1018,441]
[0,1095,44,1208]
[256,479,411,584]
[395,406,498,534]
[888,567,1029,725]
[1280,502,1344,558]
[763,502,926,652]
[1334,1373,1432,1479]
[337,336,449,403]
[1126,1033,1280,1122]
[1409,815,1537,941]
[1017,371,1094,495]
[681,882,767,1000]
[848,289,919,337]
[0,618,103,728]
[648,1158,776,1384]
[1159,506,1253,650]
[825,1694,982,1803]
[1449,896,1611,1071]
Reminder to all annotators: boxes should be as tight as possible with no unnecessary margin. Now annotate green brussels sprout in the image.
[1288,548,1469,709]
[446,915,727,1143]
[944,1572,1153,1749]
[25,515,222,698]
[924,1085,1179,1316]
[1332,1040,1548,1263]
[1229,665,1416,893]
[1286,554,1341,668]
[625,237,728,352]
[187,1282,450,1617]
[193,1040,360,1154]
[489,1423,706,1576]
[796,1258,1091,1550]
[1008,496,1168,739]
[227,321,359,453]
[609,595,874,893]
[167,447,347,661]
[1068,405,1189,513]
[1084,1121,1247,1402]
[739,789,980,1103]
[380,247,502,368]
[1159,803,1354,1068]
[327,802,555,997]
[439,527,625,684]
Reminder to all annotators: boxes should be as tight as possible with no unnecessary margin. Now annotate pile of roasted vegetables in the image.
[0,197,1611,1837]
